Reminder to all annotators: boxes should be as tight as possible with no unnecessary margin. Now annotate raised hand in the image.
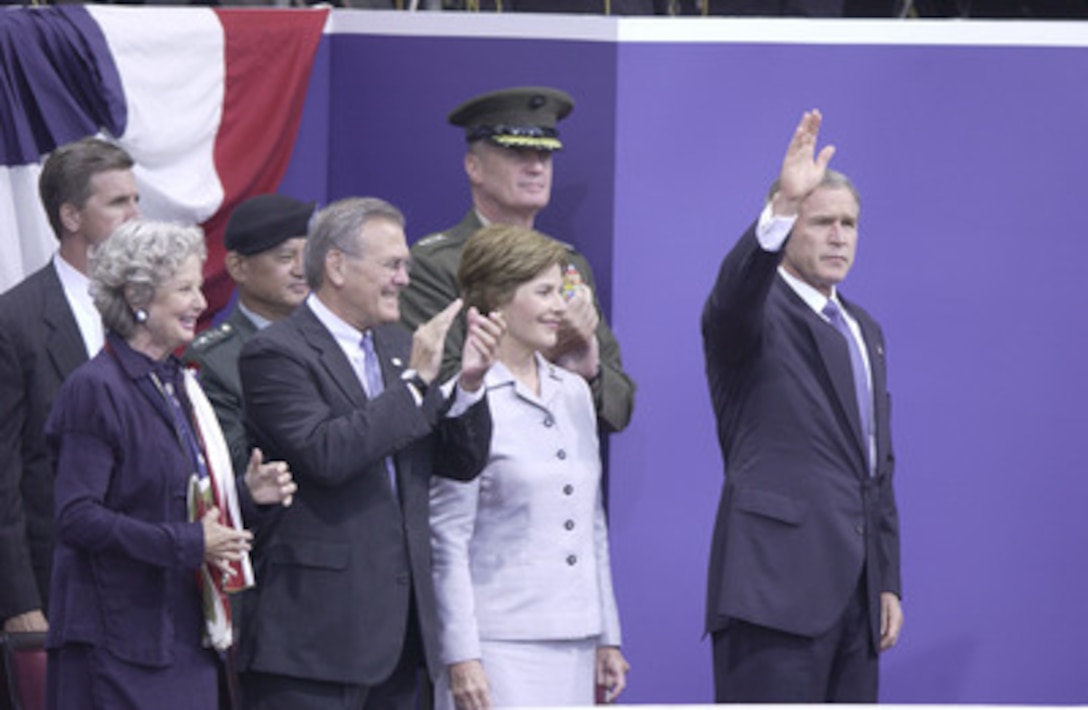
[549,283,601,380]
[459,307,505,393]
[243,447,296,507]
[411,298,463,384]
[773,109,836,216]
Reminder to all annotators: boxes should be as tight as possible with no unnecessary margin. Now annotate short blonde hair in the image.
[90,220,206,338]
[458,224,568,313]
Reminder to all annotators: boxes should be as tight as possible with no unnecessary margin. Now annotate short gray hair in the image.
[766,168,861,210]
[305,197,405,290]
[90,221,207,338]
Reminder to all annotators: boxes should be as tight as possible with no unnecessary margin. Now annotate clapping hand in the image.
[244,447,296,507]
[410,298,463,385]
[549,283,600,380]
[459,307,505,393]
[201,507,252,578]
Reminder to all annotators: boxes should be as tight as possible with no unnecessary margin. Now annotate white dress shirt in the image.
[54,253,103,357]
[756,204,877,470]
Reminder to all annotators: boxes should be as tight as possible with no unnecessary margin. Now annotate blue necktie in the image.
[822,300,873,471]
[362,331,398,495]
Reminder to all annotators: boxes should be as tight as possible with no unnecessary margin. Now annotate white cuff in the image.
[756,202,797,252]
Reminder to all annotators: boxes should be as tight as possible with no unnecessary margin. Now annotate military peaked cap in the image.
[448,86,575,152]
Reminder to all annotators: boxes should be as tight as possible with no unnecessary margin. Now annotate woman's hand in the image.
[201,507,252,577]
[459,308,505,393]
[449,659,491,710]
[244,447,297,507]
[596,645,629,704]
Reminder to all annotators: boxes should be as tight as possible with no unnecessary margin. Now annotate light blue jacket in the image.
[430,355,622,665]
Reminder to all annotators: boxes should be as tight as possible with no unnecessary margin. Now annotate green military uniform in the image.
[183,307,258,477]
[400,210,635,433]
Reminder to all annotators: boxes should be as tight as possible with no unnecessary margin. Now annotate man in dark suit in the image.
[0,138,139,636]
[236,197,503,710]
[701,110,903,702]
[185,193,314,478]
[400,86,635,434]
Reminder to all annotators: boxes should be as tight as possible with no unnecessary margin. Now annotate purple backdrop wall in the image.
[608,37,1088,703]
[324,32,619,314]
[278,15,1088,704]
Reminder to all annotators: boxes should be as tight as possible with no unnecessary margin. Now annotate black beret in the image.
[448,86,574,152]
[224,194,315,256]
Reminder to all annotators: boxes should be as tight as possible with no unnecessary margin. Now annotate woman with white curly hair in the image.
[44,220,296,709]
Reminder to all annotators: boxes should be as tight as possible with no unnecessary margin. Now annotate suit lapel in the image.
[295,305,368,406]
[370,324,407,387]
[372,324,412,499]
[780,280,868,473]
[808,315,867,460]
[40,268,89,380]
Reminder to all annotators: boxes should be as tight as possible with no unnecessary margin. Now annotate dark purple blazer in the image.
[0,263,89,623]
[44,335,205,667]
[701,224,901,651]
[236,303,492,687]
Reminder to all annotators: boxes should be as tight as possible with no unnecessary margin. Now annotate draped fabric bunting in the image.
[0,5,328,324]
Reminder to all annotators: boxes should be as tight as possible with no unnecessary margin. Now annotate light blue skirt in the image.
[435,636,597,709]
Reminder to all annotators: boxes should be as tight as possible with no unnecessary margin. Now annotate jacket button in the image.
[556,449,566,460]
[564,520,575,531]
[566,555,577,566]
[543,416,554,427]
[854,523,864,535]
[563,484,574,495]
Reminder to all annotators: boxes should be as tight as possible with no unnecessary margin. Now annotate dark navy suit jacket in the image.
[701,224,901,651]
[0,263,89,622]
[236,303,492,686]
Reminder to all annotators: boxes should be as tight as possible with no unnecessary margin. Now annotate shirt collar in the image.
[473,208,493,229]
[237,301,273,331]
[777,266,841,316]
[485,352,564,391]
[53,252,92,303]
[106,332,182,383]
[307,293,365,353]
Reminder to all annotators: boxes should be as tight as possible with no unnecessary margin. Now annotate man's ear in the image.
[225,251,247,284]
[59,202,81,235]
[325,250,346,288]
[464,150,482,186]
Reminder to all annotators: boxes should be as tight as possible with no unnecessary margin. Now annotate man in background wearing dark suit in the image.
[701,110,903,702]
[236,197,503,710]
[0,138,139,636]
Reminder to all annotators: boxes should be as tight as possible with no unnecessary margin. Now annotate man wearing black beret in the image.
[185,193,315,478]
[400,86,636,434]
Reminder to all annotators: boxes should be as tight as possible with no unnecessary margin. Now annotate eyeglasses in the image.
[378,257,412,275]
[338,249,412,275]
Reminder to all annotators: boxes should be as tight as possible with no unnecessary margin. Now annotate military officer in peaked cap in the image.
[185,194,315,478]
[400,86,635,433]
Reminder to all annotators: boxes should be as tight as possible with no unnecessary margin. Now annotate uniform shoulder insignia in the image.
[414,232,448,250]
[190,322,234,351]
